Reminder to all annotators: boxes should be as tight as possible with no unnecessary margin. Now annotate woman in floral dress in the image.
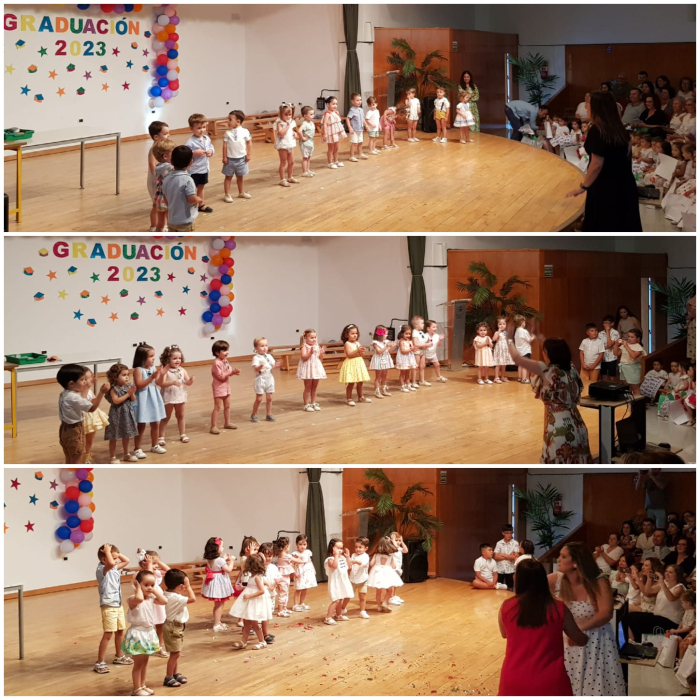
[509,338,593,464]
[459,70,480,132]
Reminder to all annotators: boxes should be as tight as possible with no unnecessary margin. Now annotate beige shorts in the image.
[350,132,364,144]
[168,222,196,232]
[353,581,368,595]
[101,605,126,632]
[163,620,185,653]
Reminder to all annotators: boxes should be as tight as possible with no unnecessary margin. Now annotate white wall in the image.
[516,45,566,103]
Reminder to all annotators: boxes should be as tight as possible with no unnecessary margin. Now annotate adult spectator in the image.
[627,564,686,638]
[668,512,681,525]
[633,93,670,138]
[669,97,696,143]
[615,306,642,339]
[660,88,675,117]
[649,528,672,562]
[601,82,623,115]
[594,533,624,575]
[664,537,696,577]
[637,70,649,89]
[639,80,655,97]
[515,540,535,568]
[634,468,668,526]
[613,72,633,100]
[494,523,519,591]
[620,520,638,553]
[565,91,642,232]
[667,520,683,549]
[575,92,591,121]
[655,75,676,98]
[622,88,645,126]
[504,100,548,141]
[664,96,688,134]
[458,70,480,133]
[687,295,697,364]
[636,517,656,559]
[683,511,696,536]
[508,338,593,464]
[678,77,694,101]
[499,559,588,697]
[633,509,648,533]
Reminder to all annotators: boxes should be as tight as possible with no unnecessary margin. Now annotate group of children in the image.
[472,524,535,592]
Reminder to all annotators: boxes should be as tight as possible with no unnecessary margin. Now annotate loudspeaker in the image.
[421,97,437,133]
[588,381,628,400]
[402,541,429,583]
[616,397,647,454]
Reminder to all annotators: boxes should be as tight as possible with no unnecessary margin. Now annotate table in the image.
[4,356,121,438]
[4,127,121,224]
[4,584,24,659]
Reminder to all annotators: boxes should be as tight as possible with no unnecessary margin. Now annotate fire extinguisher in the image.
[553,498,562,516]
[541,62,549,78]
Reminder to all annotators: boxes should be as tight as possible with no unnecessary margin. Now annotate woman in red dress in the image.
[499,559,588,696]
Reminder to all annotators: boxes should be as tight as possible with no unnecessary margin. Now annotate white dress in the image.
[152,568,166,625]
[230,575,273,622]
[369,340,394,370]
[293,550,318,590]
[493,331,511,365]
[201,557,234,601]
[296,344,327,381]
[395,343,417,369]
[122,595,159,655]
[324,556,354,601]
[367,554,404,590]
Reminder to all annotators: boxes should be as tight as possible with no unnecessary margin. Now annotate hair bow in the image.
[137,548,147,562]
[376,328,387,336]
[215,537,222,546]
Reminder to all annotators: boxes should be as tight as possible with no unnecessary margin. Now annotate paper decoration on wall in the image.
[58,290,68,299]
[34,93,44,103]
[28,64,37,73]
[182,286,189,294]
[167,273,175,281]
[50,500,59,509]
[156,308,164,316]
[76,87,85,96]
[110,312,118,321]
[50,479,58,489]
[147,4,180,109]
[15,39,25,48]
[29,494,38,505]
[178,307,186,316]
[202,237,236,334]
[25,521,35,532]
[74,310,83,319]
[67,266,77,274]
[10,479,20,489]
[55,467,95,554]
[23,267,34,275]
[130,41,138,49]
[119,289,128,297]
[202,256,209,263]
[38,47,47,56]
[137,296,145,305]
[130,312,139,320]
[154,290,163,298]
[80,290,90,298]
[34,471,43,480]
[47,270,56,280]
[67,63,75,72]
[20,85,30,95]
[39,248,48,256]
[33,292,45,301]
[187,267,194,274]
[87,318,97,327]
[199,291,207,298]
[100,65,108,72]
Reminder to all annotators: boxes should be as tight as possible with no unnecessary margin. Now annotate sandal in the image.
[358,396,372,403]
[346,400,356,406]
[494,378,502,384]
[324,617,337,625]
[163,677,182,688]
[157,437,165,447]
[180,434,190,443]
[154,648,169,658]
[251,642,268,650]
[277,610,291,617]
[143,688,155,696]
[131,689,149,697]
[173,674,188,685]
[232,641,248,650]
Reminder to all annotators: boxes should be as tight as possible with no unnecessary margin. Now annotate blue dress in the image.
[133,366,166,424]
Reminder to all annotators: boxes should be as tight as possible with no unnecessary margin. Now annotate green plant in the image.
[508,52,560,107]
[651,278,696,340]
[515,483,575,551]
[357,468,443,552]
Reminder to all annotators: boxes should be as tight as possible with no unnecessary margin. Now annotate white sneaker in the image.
[309,170,316,176]
[388,596,402,605]
[133,448,147,459]
[419,380,431,386]
[360,610,370,619]
[391,144,399,149]
[437,376,448,382]
[301,172,312,178]
[224,194,234,203]
[432,136,441,142]
[151,444,166,454]
[477,379,485,385]
[496,583,508,590]
[371,149,380,154]
[328,163,338,169]
[359,153,369,159]
[238,192,252,199]
[335,161,344,167]
[441,138,448,143]
[408,385,417,391]
[486,379,493,384]
[349,156,358,162]
[122,453,139,463]
[396,597,405,603]
[401,385,409,393]
[303,404,315,412]
[149,226,157,232]
[279,179,291,187]
[460,139,466,144]
[109,457,120,464]
[342,608,348,615]
[312,403,321,411]
[213,623,227,632]
[411,382,420,388]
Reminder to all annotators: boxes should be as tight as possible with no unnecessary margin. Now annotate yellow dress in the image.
[82,390,110,434]
[338,342,370,384]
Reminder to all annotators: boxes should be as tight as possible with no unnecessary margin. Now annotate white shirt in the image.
[474,556,498,582]
[595,544,623,574]
[425,333,440,359]
[434,97,450,112]
[252,352,275,374]
[655,583,685,624]
[264,562,282,591]
[412,329,428,352]
[59,390,94,424]
[515,554,534,568]
[223,126,251,159]
[646,369,669,382]
[274,118,296,149]
[407,97,421,120]
[392,548,404,573]
[163,591,190,623]
[494,538,520,575]
[579,336,606,366]
[349,552,370,584]
[636,532,654,558]
[514,327,535,355]
[598,329,620,363]
[365,108,380,131]
[575,102,589,120]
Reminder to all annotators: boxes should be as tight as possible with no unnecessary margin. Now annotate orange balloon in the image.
[228,293,234,301]
[220,248,231,258]
[157,30,168,42]
[175,67,180,73]
[89,502,96,512]
[211,255,223,266]
[229,269,235,277]
[173,43,179,50]
[134,3,143,11]
[215,325,221,330]
[165,24,176,34]
[74,542,80,548]
[87,472,94,482]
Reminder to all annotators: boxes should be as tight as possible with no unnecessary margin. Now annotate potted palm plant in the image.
[651,278,696,340]
[515,483,575,553]
[508,52,560,106]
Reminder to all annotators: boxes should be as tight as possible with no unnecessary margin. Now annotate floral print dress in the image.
[458,85,480,132]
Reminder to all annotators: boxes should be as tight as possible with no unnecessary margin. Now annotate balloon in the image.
[78,480,93,493]
[158,77,169,88]
[154,97,165,108]
[218,263,229,275]
[67,515,81,529]
[157,54,169,66]
[222,315,232,325]
[70,529,85,544]
[60,469,76,483]
[80,518,94,533]
[166,69,178,81]
[87,472,94,482]
[78,493,92,506]
[84,531,94,542]
[125,3,134,10]
[169,33,179,42]
[211,254,223,266]
[228,293,234,301]
[203,322,215,334]
[157,13,170,26]
[89,502,96,512]
[219,296,230,307]
[225,239,236,250]
[221,274,232,285]
[212,238,225,250]
[210,278,222,291]
[168,80,180,91]
[165,7,176,17]
[75,468,89,480]
[161,88,173,100]
[60,540,74,554]
[213,314,223,326]
[66,485,80,500]
[165,23,176,33]
[157,30,169,41]
[209,289,221,301]
[78,4,90,8]
[114,4,125,13]
[207,265,220,277]
[148,98,156,109]
[210,303,221,314]
[65,500,79,514]
[170,15,180,25]
[156,64,168,76]
[101,4,114,11]
[167,59,178,69]
[220,304,232,317]
[219,284,231,295]
[220,248,231,259]
[152,40,164,51]
[167,49,178,59]
[56,525,71,540]
[134,3,143,10]
[202,311,213,323]
[78,506,92,520]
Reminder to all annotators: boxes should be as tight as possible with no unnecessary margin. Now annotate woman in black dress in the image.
[566,91,642,232]
[632,93,670,138]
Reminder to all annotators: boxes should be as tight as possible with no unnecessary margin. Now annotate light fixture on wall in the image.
[364,22,374,43]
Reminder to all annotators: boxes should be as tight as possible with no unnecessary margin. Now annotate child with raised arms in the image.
[162,569,195,688]
[274,536,295,617]
[81,368,110,464]
[251,337,282,422]
[231,554,273,651]
[200,537,235,632]
[274,103,299,186]
[104,364,138,464]
[297,328,327,412]
[210,339,241,435]
[324,538,354,625]
[222,109,252,202]
[233,535,260,627]
[369,324,395,398]
[135,549,171,659]
[291,534,317,611]
[132,343,167,458]
[158,345,194,445]
[473,322,495,385]
[348,537,371,619]
[339,323,372,405]
[367,537,403,613]
[388,532,408,605]
[396,324,417,392]
[513,315,536,383]
[411,315,432,388]
[492,317,512,384]
[425,320,447,382]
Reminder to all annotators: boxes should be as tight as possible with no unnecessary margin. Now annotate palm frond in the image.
[400,484,433,505]
[390,38,415,59]
[468,262,498,288]
[363,468,394,493]
[471,285,492,307]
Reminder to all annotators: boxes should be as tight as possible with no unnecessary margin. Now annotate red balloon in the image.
[66,486,80,500]
[157,54,169,66]
[169,33,179,42]
[101,4,114,11]
[80,518,94,533]
[220,305,232,317]
[210,279,222,291]
[169,79,180,90]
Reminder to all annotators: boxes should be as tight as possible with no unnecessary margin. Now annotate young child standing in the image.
[162,569,195,688]
[339,324,372,405]
[291,534,317,611]
[369,324,395,398]
[473,543,508,590]
[380,106,398,149]
[185,113,214,213]
[346,92,368,162]
[598,315,620,383]
[411,316,432,388]
[95,543,132,674]
[321,96,347,168]
[151,139,176,233]
[388,532,408,606]
[222,109,252,202]
[454,92,475,143]
[493,524,520,591]
[349,537,371,619]
[251,337,282,422]
[614,328,647,395]
[433,87,451,143]
[158,345,194,446]
[274,103,299,186]
[492,317,512,384]
[136,550,170,659]
[513,315,535,383]
[201,537,235,632]
[425,320,447,382]
[104,364,138,464]
[147,120,170,232]
[579,323,606,387]
[161,145,202,233]
[367,537,403,613]
[405,88,421,141]
[298,105,317,177]
[132,343,167,458]
[365,97,381,155]
[210,340,241,434]
[297,328,327,412]
[231,554,273,651]
[81,368,110,464]
[274,536,295,617]
[396,324,417,392]
[324,539,354,625]
[473,323,494,385]
[260,543,282,618]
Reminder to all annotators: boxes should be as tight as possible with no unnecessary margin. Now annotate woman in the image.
[575,92,591,121]
[614,306,642,339]
[678,77,694,101]
[600,82,623,115]
[664,96,688,134]
[655,75,675,99]
[509,338,593,464]
[627,564,686,638]
[666,521,683,549]
[659,88,675,118]
[669,97,696,142]
[640,80,655,98]
[633,93,671,138]
[499,559,588,696]
[458,70,480,133]
[548,543,626,695]
[619,520,638,553]
[664,537,696,577]
[565,91,642,232]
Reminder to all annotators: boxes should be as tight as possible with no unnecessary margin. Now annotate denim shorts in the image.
[222,157,249,178]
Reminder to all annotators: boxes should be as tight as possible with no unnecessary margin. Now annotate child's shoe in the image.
[360,610,370,619]
[224,194,234,203]
[382,385,391,396]
[149,226,157,232]
[411,382,420,389]
[303,404,315,412]
[292,605,304,612]
[401,385,409,393]
[359,153,369,159]
[477,379,485,385]
[113,655,134,665]
[109,457,121,465]
[210,426,221,434]
[309,170,316,175]
[328,162,338,169]
[436,376,448,382]
[154,648,169,658]
[288,177,300,184]
[301,172,312,178]
[419,380,431,386]
[432,136,441,142]
[441,137,448,143]
[265,415,277,422]
[335,161,344,167]
[408,385,417,391]
[349,156,358,162]
[279,179,291,187]
[133,448,147,459]
[374,388,383,399]
[238,192,252,199]
[123,453,139,462]
[213,623,227,632]
[496,583,508,590]
[151,444,166,454]
[312,403,321,411]
[223,423,238,430]
[486,379,493,384]
[460,139,466,144]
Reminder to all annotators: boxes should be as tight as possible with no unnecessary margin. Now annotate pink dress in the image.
[380,113,395,137]
[277,552,295,578]
[212,358,232,398]
[322,110,346,144]
[474,336,495,367]
[297,344,327,381]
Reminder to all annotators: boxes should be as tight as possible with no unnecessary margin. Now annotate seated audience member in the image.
[568,118,584,145]
[633,509,648,533]
[649,528,672,562]
[631,547,644,569]
[628,557,665,613]
[664,96,688,135]
[662,143,696,226]
[667,521,684,549]
[627,564,686,639]
[600,81,623,114]
[637,70,649,89]
[669,98,696,143]
[683,511,696,536]
[655,75,676,99]
[639,80,655,98]
[676,592,696,659]
[473,543,508,590]
[613,72,633,100]
[664,537,697,577]
[633,93,670,138]
[622,88,646,125]
[646,359,669,384]
[678,77,695,101]
[668,512,682,525]
[595,533,624,575]
[636,518,657,559]
[660,88,675,117]
[658,361,690,418]
[620,520,638,553]
[575,92,591,121]
[515,540,535,568]
[642,138,673,188]
[612,553,633,597]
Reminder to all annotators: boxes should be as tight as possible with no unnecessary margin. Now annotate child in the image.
[473,543,508,590]
[339,323,372,405]
[132,343,167,458]
[598,315,620,383]
[158,345,194,445]
[274,103,299,186]
[635,133,654,166]
[494,524,520,591]
[388,532,408,605]
[684,365,695,426]
[367,536,403,613]
[405,88,421,142]
[297,105,317,176]
[324,539,354,625]
[231,554,273,651]
[396,324,417,392]
[136,549,171,659]
[433,87,450,143]
[669,590,696,638]
[345,92,368,162]
[161,145,202,233]
[579,322,606,386]
[645,360,669,401]
[251,336,282,422]
[614,328,646,395]
[201,537,234,632]
[425,320,447,382]
[162,569,195,688]
[380,106,398,149]
[291,534,317,611]
[222,109,252,202]
[349,537,371,619]
[454,91,475,143]
[147,120,170,232]
[658,361,690,418]
[580,121,589,143]
[95,543,132,674]
[365,97,381,155]
[321,96,346,168]
[260,543,282,618]
[630,131,642,159]
[81,368,109,464]
[56,364,109,464]
[152,139,176,233]
[492,317,511,384]
[411,315,432,388]
[514,539,535,568]
[369,324,395,398]
[569,119,583,146]
[643,138,672,186]
[513,315,536,383]
[297,328,327,412]
[473,322,494,385]
[104,364,138,464]
[274,536,295,617]
[232,535,260,628]
[122,570,167,697]
[184,113,214,213]
[210,339,241,434]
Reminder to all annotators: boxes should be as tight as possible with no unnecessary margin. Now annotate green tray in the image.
[4,129,34,142]
[5,353,46,365]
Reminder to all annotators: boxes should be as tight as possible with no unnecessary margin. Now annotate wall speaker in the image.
[402,541,429,583]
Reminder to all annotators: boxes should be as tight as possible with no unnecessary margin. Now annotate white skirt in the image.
[367,564,404,590]
[327,568,354,602]
[395,351,417,369]
[294,562,318,591]
[230,588,273,622]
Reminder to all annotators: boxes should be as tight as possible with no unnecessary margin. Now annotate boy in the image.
[646,360,669,383]
[57,364,109,464]
[251,337,282,423]
[473,543,507,590]
[95,543,131,674]
[425,320,447,382]
[162,569,196,688]
[162,145,202,233]
[147,120,170,232]
[222,110,252,202]
[494,524,520,591]
[513,314,536,383]
[405,87,421,141]
[579,322,605,387]
[598,315,620,383]
[637,70,648,89]
[345,93,367,162]
[298,105,317,177]
[349,537,371,619]
[185,113,214,213]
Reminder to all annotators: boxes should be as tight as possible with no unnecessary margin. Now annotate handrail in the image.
[643,337,688,373]
[538,521,588,567]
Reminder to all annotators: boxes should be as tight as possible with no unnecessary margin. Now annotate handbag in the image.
[657,634,680,668]
[642,626,669,650]
[676,645,696,688]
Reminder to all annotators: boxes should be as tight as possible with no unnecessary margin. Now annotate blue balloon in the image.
[167,49,178,59]
[156,65,168,76]
[124,4,134,10]
[158,77,169,88]
[56,525,71,540]
[67,515,81,529]
[65,499,79,514]
[202,311,213,323]
[209,289,221,301]
[77,4,90,9]
[221,274,232,285]
[210,303,221,314]
[150,86,162,97]
[79,480,92,493]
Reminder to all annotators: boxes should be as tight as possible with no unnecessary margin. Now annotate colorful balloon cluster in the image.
[148,5,181,109]
[55,468,95,554]
[76,5,145,13]
[203,237,236,334]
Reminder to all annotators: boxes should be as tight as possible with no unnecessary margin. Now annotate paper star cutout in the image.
[200,274,208,282]
[102,82,109,92]
[167,273,175,281]
[20,85,30,95]
[10,478,20,490]
[91,272,100,282]
[29,494,38,505]
[110,312,119,322]
[178,307,187,316]
[25,521,35,532]
[84,70,92,80]
[182,286,190,294]
[57,87,65,97]
[5,64,15,74]
[112,47,120,57]
[143,49,149,57]
[137,296,146,305]
[47,270,57,280]
[4,523,8,534]
[74,310,83,320]
[58,289,68,299]
[122,81,130,90]
[101,295,110,305]
[157,308,165,317]
[126,60,134,68]
[49,480,58,490]
[38,47,48,57]
[48,69,57,79]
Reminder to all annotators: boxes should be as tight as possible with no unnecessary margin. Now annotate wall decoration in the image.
[34,471,44,480]
[23,267,34,275]
[202,237,236,334]
[10,478,21,489]
[50,500,59,509]
[55,467,95,554]
[147,4,180,109]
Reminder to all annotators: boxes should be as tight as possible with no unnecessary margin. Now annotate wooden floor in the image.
[4,578,508,696]
[4,130,584,233]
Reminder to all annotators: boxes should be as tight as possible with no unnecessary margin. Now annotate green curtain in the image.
[305,468,328,583]
[408,236,428,321]
[343,4,361,113]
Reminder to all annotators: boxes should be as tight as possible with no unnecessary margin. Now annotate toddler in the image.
[104,363,138,464]
[405,88,421,141]
[369,324,395,398]
[646,359,669,383]
[210,339,241,434]
[81,368,109,464]
[473,322,494,384]
[274,536,295,617]
[492,317,511,384]
[411,315,432,387]
[454,91,475,143]
[636,134,654,166]
[346,92,367,161]
[222,109,252,202]
[367,536,403,613]
[230,554,273,651]
[396,324,417,392]
[380,106,398,149]
[473,542,508,590]
[339,323,372,405]
[365,96,381,155]
[433,87,450,143]
[259,543,282,617]
[614,328,646,395]
[201,536,234,632]
[630,131,642,159]
[136,549,170,658]
[425,320,447,382]
[162,569,195,688]
[324,539,354,625]
[185,113,214,213]
[569,119,583,146]
[132,343,167,458]
[291,534,317,611]
[321,96,346,168]
[598,315,620,383]
[297,328,327,412]
[513,314,536,383]
[161,145,202,233]
[158,345,194,445]
[580,121,589,143]
[251,336,281,422]
[297,105,317,177]
[579,322,606,386]
[348,537,371,619]
[152,139,176,233]
[147,120,170,232]
[274,103,299,186]
[388,532,408,605]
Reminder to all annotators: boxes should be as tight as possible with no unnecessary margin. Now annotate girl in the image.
[611,553,632,597]
[370,324,395,398]
[321,96,346,169]
[274,536,295,617]
[628,557,665,613]
[388,532,408,606]
[297,328,327,412]
[473,322,495,385]
[630,131,642,159]
[122,570,166,697]
[433,87,450,143]
[104,364,139,464]
[274,103,299,187]
[492,317,512,384]
[658,361,690,418]
[135,549,170,658]
[158,345,194,445]
[613,328,646,395]
[395,324,417,393]
[297,105,316,177]
[210,340,241,435]
[201,537,235,632]
[405,88,421,142]
[233,535,260,627]
[670,590,696,638]
[454,91,474,143]
[642,138,672,186]
[152,139,175,233]
[324,538,354,625]
[339,323,372,406]
[684,364,695,426]
[380,106,397,149]
[365,96,381,155]
[580,121,589,143]
[425,320,447,382]
[513,315,536,383]
[260,543,282,622]
[81,369,109,464]
[411,316,432,388]
[291,534,317,612]
[569,119,583,146]
[231,554,272,651]
[132,343,167,458]
[635,133,654,167]
[367,537,403,613]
